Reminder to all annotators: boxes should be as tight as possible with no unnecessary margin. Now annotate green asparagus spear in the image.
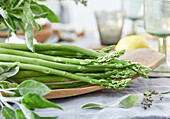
[0,43,103,57]
[0,54,133,72]
[37,50,83,56]
[96,45,115,53]
[0,62,131,90]
[0,47,92,65]
[47,82,89,89]
[9,76,74,83]
[76,69,137,79]
[12,70,46,78]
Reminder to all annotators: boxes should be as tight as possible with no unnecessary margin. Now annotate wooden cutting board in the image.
[43,48,166,99]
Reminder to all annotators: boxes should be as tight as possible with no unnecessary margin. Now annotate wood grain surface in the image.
[43,48,166,99]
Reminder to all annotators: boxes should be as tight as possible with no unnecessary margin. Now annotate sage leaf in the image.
[0,65,11,72]
[4,16,16,32]
[18,80,51,96]
[1,106,17,119]
[0,67,4,74]
[25,23,34,52]
[39,5,60,23]
[0,81,18,89]
[15,21,25,34]
[0,7,8,19]
[82,103,107,109]
[12,0,24,9]
[34,12,49,19]
[119,94,139,108]
[0,65,19,81]
[31,3,44,15]
[18,103,35,119]
[16,109,58,119]
[23,1,41,31]
[0,81,18,96]
[22,93,63,110]
[15,109,26,119]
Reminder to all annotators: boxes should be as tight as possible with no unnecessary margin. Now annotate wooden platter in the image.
[43,48,166,99]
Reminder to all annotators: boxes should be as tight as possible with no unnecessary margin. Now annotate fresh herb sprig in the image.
[0,0,60,52]
[141,90,170,110]
[0,80,63,119]
[0,65,62,119]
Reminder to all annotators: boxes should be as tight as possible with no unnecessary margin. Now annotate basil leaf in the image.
[1,106,17,119]
[16,109,58,119]
[22,93,63,110]
[39,5,60,23]
[0,7,8,19]
[12,0,24,9]
[0,65,19,81]
[82,103,106,109]
[119,94,139,108]
[25,23,35,52]
[23,1,41,31]
[18,80,51,96]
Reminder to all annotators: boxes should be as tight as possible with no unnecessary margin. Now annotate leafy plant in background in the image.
[0,65,62,119]
[0,0,87,52]
[0,0,60,52]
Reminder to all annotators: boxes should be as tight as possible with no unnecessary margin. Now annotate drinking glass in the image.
[122,0,144,35]
[144,0,170,76]
[95,11,124,45]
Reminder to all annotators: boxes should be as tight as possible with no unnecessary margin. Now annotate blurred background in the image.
[0,0,169,53]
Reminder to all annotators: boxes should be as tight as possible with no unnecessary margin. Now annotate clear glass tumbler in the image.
[95,11,125,45]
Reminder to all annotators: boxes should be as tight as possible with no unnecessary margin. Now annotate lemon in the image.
[115,35,150,51]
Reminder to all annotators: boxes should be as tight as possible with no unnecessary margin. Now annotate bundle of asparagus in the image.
[0,43,151,90]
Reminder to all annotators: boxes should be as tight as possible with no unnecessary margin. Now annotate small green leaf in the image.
[0,65,19,81]
[82,103,105,109]
[25,23,34,52]
[1,106,17,119]
[119,94,139,108]
[39,5,60,23]
[18,80,51,96]
[22,93,63,110]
